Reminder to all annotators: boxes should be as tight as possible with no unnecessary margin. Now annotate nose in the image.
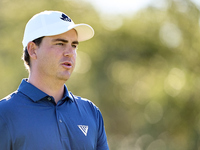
[63,45,75,57]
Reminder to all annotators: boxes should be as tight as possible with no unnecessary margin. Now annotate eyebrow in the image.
[52,38,79,45]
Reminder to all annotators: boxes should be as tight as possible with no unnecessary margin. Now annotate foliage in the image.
[1,0,200,149]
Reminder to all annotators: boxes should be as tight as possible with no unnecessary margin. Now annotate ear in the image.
[27,42,38,59]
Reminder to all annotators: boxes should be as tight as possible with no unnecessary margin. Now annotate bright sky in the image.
[86,0,200,16]
[191,0,200,7]
[86,0,165,16]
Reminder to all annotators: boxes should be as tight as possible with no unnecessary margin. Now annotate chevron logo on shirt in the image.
[78,125,88,136]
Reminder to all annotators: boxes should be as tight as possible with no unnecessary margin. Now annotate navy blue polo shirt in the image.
[0,79,109,150]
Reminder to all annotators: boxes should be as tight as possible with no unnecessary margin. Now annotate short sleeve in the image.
[96,109,109,150]
[0,115,12,150]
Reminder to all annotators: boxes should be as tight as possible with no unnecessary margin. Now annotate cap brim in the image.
[73,24,94,42]
[48,23,94,42]
[35,23,94,42]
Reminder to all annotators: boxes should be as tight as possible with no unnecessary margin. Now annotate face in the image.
[33,29,78,81]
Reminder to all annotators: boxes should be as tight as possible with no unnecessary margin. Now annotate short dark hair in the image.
[22,36,44,70]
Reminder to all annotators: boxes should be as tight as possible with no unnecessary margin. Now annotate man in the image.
[0,10,109,150]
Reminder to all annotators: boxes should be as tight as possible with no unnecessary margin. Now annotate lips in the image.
[61,61,73,69]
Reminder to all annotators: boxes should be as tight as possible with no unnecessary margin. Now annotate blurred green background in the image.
[1,0,200,149]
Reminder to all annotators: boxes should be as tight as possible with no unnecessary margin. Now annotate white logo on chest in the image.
[78,125,88,136]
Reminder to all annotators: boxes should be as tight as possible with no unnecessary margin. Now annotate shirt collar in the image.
[18,79,73,102]
[63,84,74,102]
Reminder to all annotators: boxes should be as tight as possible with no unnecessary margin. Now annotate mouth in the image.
[62,61,72,69]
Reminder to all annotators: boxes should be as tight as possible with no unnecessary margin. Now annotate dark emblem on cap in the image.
[60,13,71,22]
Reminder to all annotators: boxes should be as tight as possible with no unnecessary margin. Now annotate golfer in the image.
[0,10,109,150]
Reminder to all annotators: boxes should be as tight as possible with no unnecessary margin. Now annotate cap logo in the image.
[60,13,71,22]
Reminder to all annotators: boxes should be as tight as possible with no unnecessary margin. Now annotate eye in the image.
[56,43,64,46]
[72,44,77,48]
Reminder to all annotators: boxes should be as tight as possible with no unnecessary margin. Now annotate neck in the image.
[28,73,65,104]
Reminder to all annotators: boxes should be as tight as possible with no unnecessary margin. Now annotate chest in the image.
[9,102,98,150]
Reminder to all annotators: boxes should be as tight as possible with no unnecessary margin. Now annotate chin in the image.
[57,70,73,81]
[57,75,71,81]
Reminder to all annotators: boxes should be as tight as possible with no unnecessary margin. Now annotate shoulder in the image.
[0,91,22,114]
[0,91,17,105]
[73,94,95,104]
[70,92,101,114]
[72,93,98,107]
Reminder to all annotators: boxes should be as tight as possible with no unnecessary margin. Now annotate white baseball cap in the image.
[22,10,94,49]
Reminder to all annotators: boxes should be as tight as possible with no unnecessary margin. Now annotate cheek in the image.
[37,49,58,66]
[73,51,77,62]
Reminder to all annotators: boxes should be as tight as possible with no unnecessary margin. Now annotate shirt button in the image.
[59,119,62,123]
[47,97,52,101]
